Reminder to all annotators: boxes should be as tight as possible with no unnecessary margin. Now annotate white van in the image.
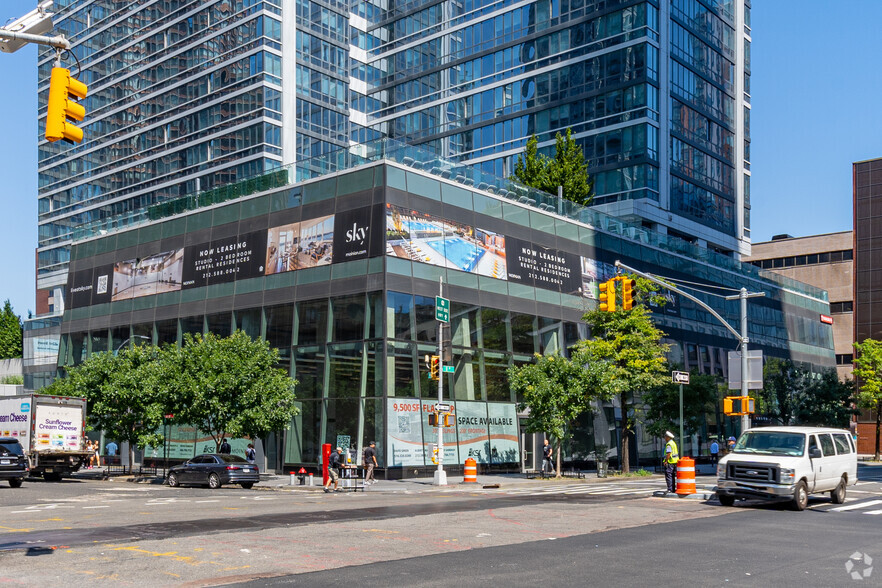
[716,426,858,511]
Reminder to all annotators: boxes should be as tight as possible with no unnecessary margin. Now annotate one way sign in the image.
[672,371,690,385]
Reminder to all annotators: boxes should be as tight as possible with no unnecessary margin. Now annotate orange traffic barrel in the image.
[676,457,696,495]
[463,458,478,483]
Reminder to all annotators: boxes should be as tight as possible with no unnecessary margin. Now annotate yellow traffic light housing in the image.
[598,278,616,312]
[443,413,453,427]
[428,412,438,426]
[46,67,88,143]
[429,355,440,380]
[622,278,636,310]
[724,396,754,416]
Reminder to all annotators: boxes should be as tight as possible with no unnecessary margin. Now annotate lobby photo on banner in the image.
[111,249,184,301]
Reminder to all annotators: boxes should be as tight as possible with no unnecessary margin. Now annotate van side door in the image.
[816,433,838,491]
[831,432,857,486]
[807,435,821,492]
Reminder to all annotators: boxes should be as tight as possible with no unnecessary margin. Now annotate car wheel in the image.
[240,482,254,490]
[208,473,221,489]
[831,477,847,504]
[167,472,179,488]
[9,478,23,488]
[718,494,735,507]
[791,480,808,511]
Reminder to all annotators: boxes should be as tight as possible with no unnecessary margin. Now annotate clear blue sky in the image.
[0,1,877,319]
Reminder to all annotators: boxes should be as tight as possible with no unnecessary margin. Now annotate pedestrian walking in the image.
[245,443,256,464]
[541,438,554,475]
[709,439,719,465]
[324,447,344,493]
[363,441,378,485]
[219,438,231,454]
[92,440,100,468]
[663,431,679,494]
[105,440,118,457]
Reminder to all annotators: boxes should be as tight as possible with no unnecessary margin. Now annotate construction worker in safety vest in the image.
[663,431,679,494]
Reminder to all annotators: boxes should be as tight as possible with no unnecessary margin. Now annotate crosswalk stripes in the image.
[810,498,882,515]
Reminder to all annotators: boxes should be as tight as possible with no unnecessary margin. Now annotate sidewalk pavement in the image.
[71,465,719,497]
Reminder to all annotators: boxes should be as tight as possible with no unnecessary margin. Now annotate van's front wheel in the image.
[831,477,847,504]
[791,481,809,511]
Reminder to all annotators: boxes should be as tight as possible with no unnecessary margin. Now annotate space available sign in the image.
[333,205,385,262]
[182,230,267,289]
[505,236,581,293]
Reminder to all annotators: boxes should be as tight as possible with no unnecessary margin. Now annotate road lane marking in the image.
[194,500,219,503]
[83,506,110,509]
[864,509,882,515]
[829,499,882,512]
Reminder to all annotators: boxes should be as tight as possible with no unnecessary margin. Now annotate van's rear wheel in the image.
[9,478,23,488]
[718,494,735,507]
[791,481,808,511]
[831,477,847,504]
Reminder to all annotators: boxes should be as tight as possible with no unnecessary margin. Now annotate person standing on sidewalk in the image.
[663,431,679,494]
[363,441,378,485]
[541,438,554,475]
[709,438,720,465]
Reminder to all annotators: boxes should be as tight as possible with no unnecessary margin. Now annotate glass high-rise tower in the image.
[35,0,750,312]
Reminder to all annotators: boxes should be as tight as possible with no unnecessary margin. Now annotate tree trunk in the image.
[873,400,882,461]
[620,392,630,474]
[555,444,561,478]
[128,444,135,475]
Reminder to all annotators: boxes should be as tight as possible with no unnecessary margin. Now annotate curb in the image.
[652,490,717,500]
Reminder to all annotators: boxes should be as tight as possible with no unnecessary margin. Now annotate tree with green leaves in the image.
[852,339,882,460]
[511,129,594,206]
[41,344,167,473]
[0,299,22,359]
[794,369,858,429]
[760,358,808,425]
[574,277,670,472]
[642,367,721,449]
[162,331,299,452]
[508,352,597,477]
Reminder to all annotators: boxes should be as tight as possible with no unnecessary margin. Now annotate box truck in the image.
[0,394,92,480]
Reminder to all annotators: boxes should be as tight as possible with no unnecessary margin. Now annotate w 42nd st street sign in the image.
[672,371,690,385]
[435,296,450,322]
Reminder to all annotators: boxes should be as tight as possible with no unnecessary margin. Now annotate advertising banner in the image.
[386,398,426,466]
[505,236,581,293]
[32,403,83,452]
[421,403,458,465]
[487,403,519,464]
[183,230,268,289]
[0,397,31,450]
[333,205,386,262]
[455,401,490,464]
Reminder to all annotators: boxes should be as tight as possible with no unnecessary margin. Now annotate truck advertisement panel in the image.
[0,397,32,450]
[32,404,83,453]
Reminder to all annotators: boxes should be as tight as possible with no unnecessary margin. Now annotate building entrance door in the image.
[520,425,538,473]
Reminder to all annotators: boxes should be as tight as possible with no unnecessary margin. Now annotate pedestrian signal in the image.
[724,396,754,416]
[45,67,88,143]
[428,412,438,426]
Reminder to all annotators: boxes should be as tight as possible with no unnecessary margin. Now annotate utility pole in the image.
[434,276,448,486]
[615,261,765,435]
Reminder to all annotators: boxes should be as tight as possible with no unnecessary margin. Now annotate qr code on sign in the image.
[398,416,411,434]
[96,274,108,295]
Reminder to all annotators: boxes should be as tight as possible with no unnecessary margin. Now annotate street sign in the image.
[435,403,452,412]
[727,350,763,389]
[435,296,450,322]
[672,371,690,385]
[164,414,174,419]
[441,365,454,373]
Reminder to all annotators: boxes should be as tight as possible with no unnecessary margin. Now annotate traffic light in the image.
[45,67,88,143]
[429,355,440,380]
[724,396,755,415]
[621,278,636,310]
[443,413,453,427]
[598,279,616,312]
[428,412,438,426]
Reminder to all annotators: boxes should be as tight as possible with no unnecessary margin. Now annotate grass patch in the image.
[610,469,653,478]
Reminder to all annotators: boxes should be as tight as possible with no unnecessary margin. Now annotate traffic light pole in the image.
[614,261,764,434]
[0,30,69,51]
[434,277,447,486]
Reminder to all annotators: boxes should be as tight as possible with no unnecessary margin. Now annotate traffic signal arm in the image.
[46,67,88,143]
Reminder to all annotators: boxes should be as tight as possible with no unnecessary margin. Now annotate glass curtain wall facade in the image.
[58,159,833,472]
[37,0,352,311]
[355,0,750,257]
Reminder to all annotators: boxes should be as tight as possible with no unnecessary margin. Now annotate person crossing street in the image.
[663,431,679,494]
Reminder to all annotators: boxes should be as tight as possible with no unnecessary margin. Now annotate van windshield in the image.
[733,432,805,457]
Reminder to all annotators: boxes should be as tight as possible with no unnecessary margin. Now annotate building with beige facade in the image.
[744,231,853,382]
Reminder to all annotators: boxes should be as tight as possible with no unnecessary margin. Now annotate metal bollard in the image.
[289,472,296,485]
[308,473,314,486]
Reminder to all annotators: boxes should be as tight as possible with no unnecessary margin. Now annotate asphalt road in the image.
[0,464,878,586]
